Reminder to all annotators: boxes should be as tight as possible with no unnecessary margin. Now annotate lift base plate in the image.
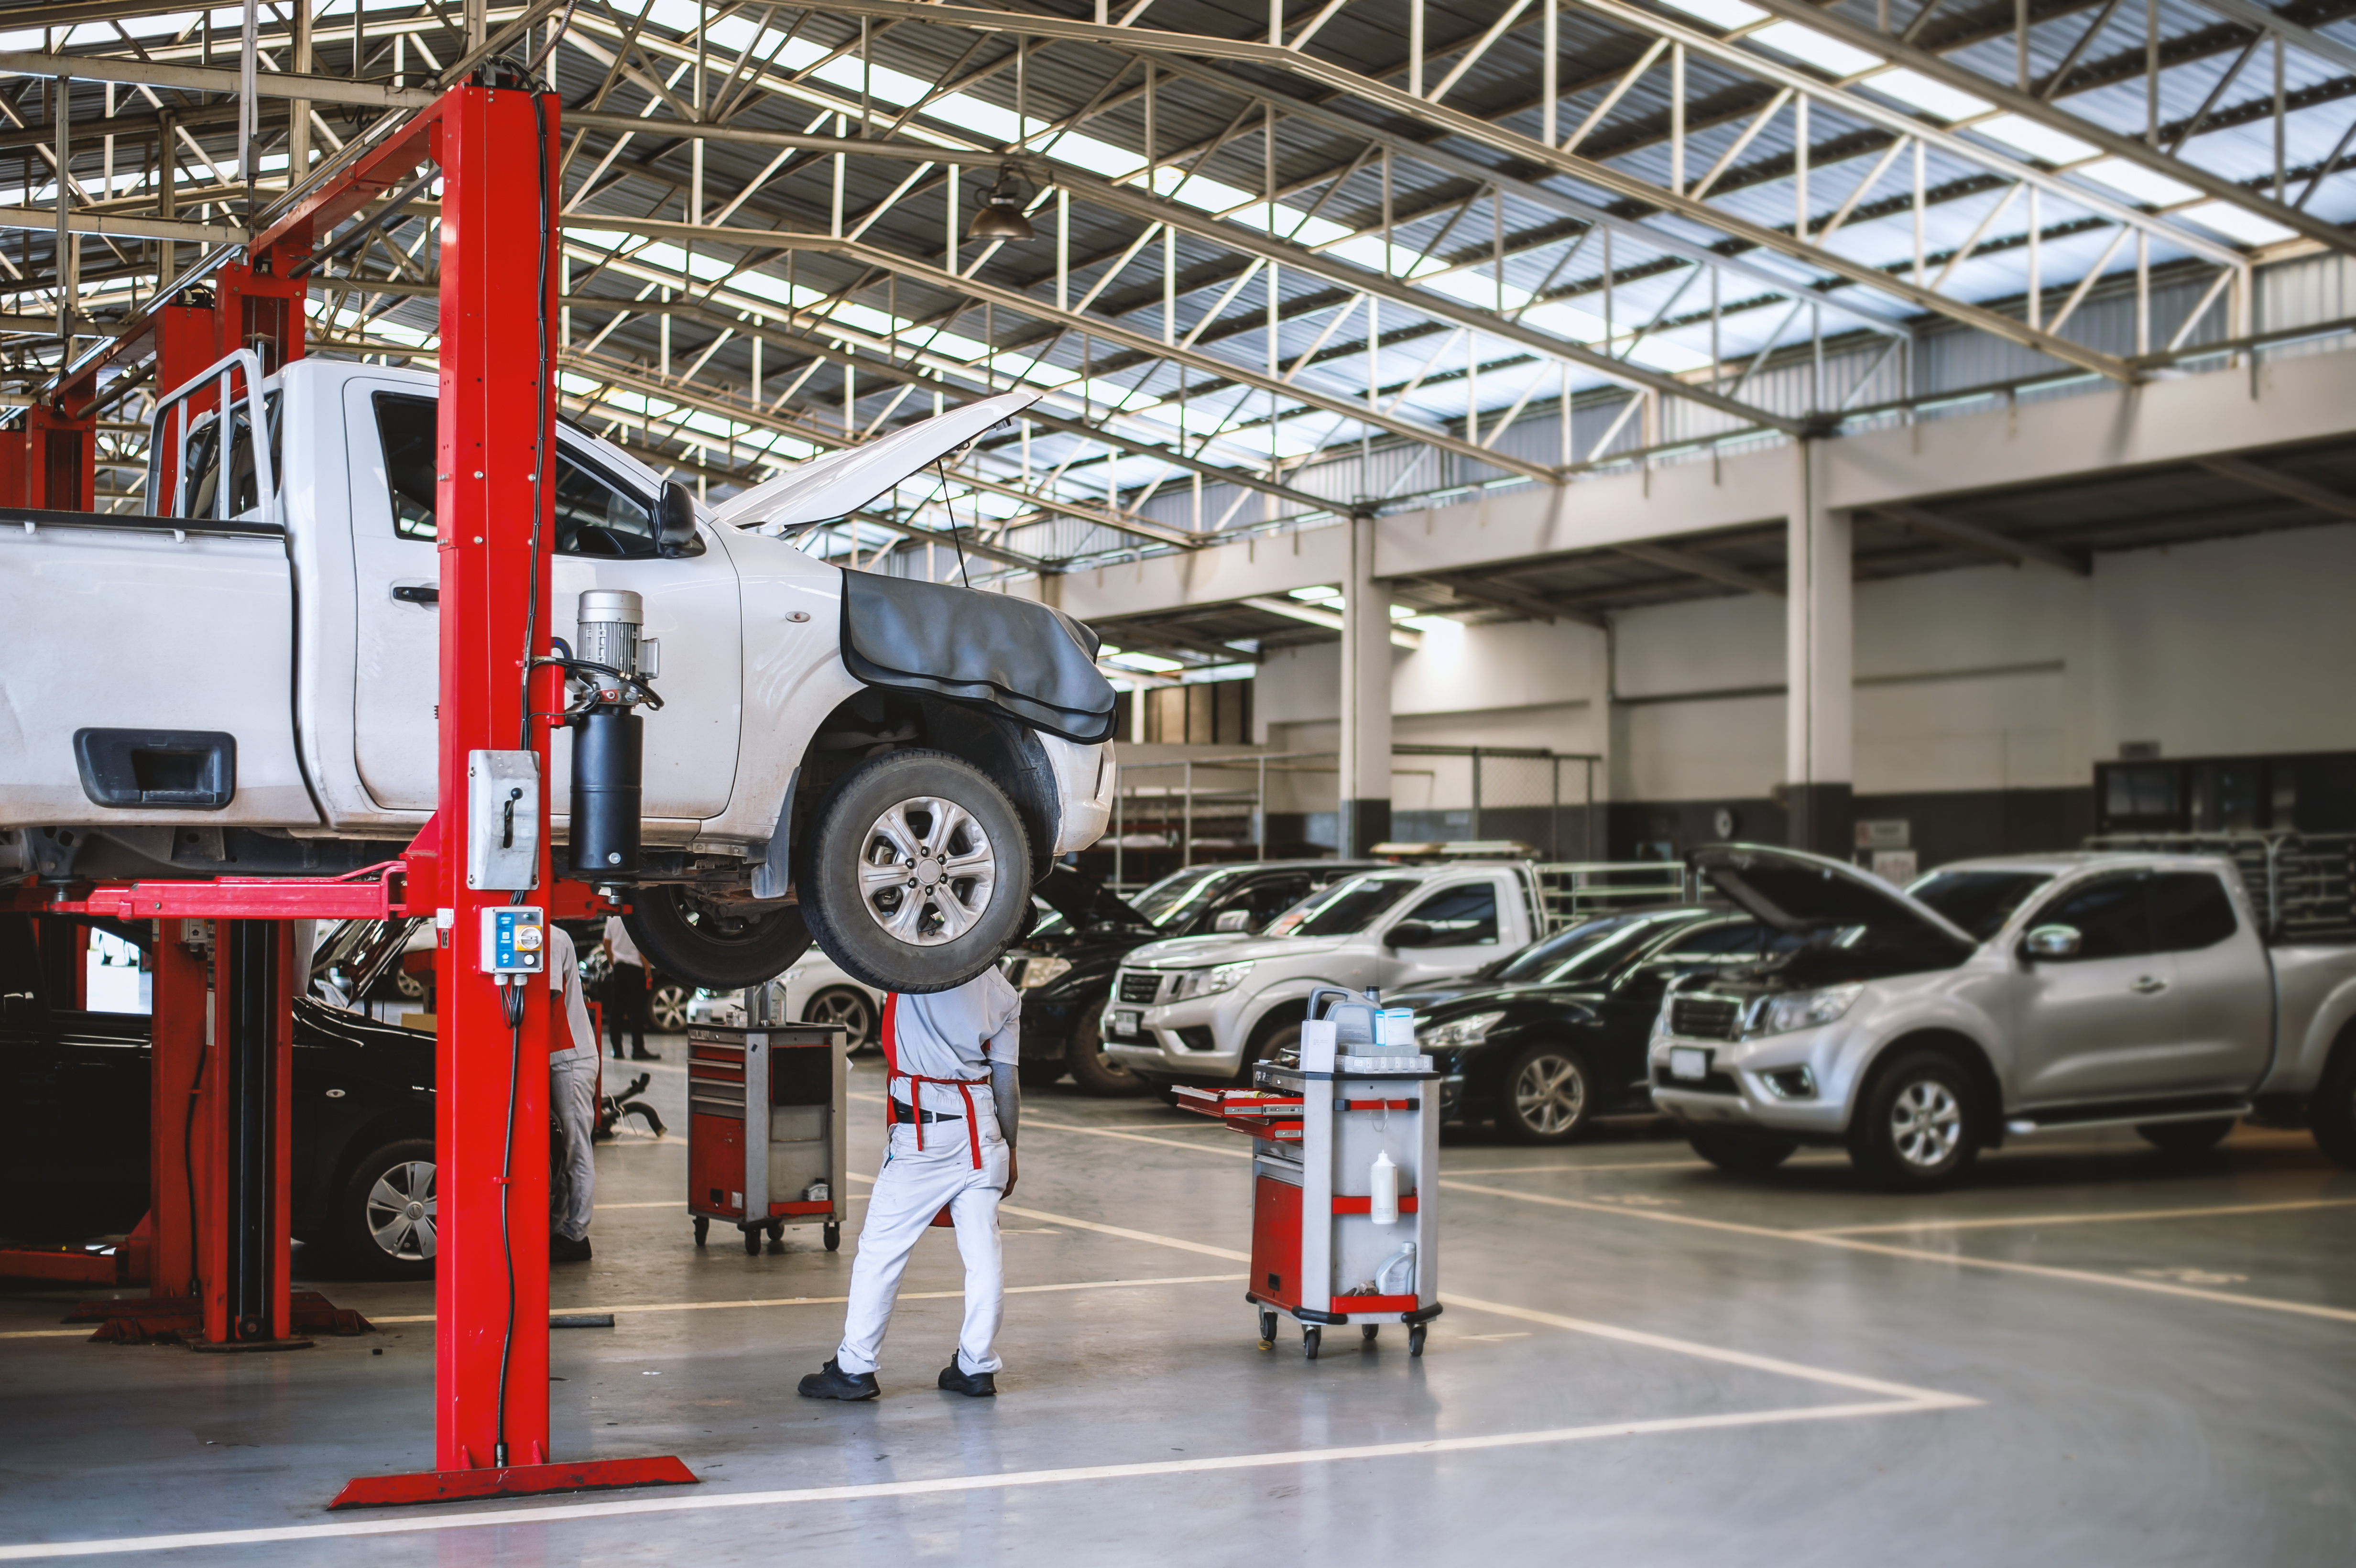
[328,1456,698,1510]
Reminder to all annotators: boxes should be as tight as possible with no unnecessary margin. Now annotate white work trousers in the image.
[835,1114,1008,1377]
[551,1056,600,1242]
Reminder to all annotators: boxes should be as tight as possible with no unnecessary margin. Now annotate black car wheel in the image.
[803,986,878,1052]
[798,749,1033,994]
[1848,1047,1982,1190]
[1497,1042,1593,1144]
[333,1137,436,1281]
[624,886,812,992]
[1066,1000,1148,1098]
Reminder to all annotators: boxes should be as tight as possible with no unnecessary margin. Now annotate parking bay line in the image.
[1806,1196,2356,1235]
[1438,1178,2356,1326]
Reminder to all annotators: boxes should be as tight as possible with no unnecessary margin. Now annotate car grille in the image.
[1669,996,1742,1041]
[1117,970,1162,1005]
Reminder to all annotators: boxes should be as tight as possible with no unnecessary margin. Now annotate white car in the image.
[1102,860,1549,1084]
[0,358,1118,995]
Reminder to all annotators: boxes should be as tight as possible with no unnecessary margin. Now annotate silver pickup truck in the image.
[1649,841,2356,1188]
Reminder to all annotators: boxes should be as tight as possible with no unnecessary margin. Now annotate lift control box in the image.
[478,906,544,976]
[465,748,541,891]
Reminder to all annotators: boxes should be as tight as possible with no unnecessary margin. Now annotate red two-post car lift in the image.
[7,73,693,1508]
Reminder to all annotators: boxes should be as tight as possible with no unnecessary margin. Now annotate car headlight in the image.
[1417,1010,1506,1050]
[1018,955,1072,990]
[1167,961,1252,1001]
[1752,984,1864,1037]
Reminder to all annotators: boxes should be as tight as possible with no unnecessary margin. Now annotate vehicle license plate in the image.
[1669,1047,1709,1081]
[1114,1010,1142,1036]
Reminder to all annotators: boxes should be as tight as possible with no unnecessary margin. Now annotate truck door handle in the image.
[392,584,439,606]
[2130,976,2167,994]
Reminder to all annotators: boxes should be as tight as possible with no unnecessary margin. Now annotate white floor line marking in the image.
[592,1201,683,1209]
[837,1170,1254,1262]
[361,1273,1244,1326]
[1807,1196,2356,1235]
[1439,1178,2356,1325]
[0,1398,1966,1561]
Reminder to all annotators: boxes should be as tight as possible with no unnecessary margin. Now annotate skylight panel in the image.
[1971,115,2098,165]
[2180,200,2295,246]
[2074,158,2201,207]
[1863,67,1993,122]
[1749,22,1883,78]
[1653,0,1768,28]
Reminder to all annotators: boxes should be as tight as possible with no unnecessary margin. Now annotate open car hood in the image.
[714,389,1042,533]
[1032,865,1153,933]
[1688,843,1977,952]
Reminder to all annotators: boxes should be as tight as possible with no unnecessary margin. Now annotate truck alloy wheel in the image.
[1849,1048,1981,1190]
[801,749,1032,994]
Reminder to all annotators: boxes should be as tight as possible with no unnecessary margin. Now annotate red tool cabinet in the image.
[687,1018,847,1256]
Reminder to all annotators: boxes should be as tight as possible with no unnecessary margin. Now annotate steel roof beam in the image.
[2196,454,2356,517]
[1867,501,2093,573]
[1614,539,1785,596]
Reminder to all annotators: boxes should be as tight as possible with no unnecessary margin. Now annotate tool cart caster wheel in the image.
[767,1220,785,1253]
[1258,1310,1278,1349]
[1409,1324,1428,1358]
[824,1223,842,1252]
[693,1216,709,1247]
[1362,1324,1379,1345]
[1303,1326,1321,1361]
[742,1225,762,1256]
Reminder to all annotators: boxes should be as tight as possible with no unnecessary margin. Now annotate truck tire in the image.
[331,1137,436,1282]
[1065,1001,1148,1097]
[2309,1032,2356,1169]
[1847,1047,1982,1191]
[799,749,1033,995]
[1686,1128,1798,1174]
[624,888,812,991]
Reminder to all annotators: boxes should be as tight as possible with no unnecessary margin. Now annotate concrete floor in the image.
[4,1039,2354,1566]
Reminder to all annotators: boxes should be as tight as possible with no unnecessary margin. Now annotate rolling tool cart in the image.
[687,981,848,1255]
[1178,986,1441,1360]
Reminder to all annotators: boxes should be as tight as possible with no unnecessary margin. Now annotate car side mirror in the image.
[1386,919,1435,950]
[1212,909,1252,933]
[656,480,703,558]
[2023,924,2083,960]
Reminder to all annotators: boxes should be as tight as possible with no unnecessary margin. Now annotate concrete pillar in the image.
[1337,514,1392,855]
[1786,441,1853,858]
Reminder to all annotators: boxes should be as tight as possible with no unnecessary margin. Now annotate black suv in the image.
[1006,860,1380,1094]
[1399,905,1806,1143]
[2,915,439,1280]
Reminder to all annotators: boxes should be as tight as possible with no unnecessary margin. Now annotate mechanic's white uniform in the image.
[834,971,1020,1378]
[548,926,600,1243]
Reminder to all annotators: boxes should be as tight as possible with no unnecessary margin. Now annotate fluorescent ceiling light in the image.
[2075,158,2202,207]
[1288,585,1342,601]
[1749,22,1883,77]
[2180,200,2296,246]
[1653,0,1768,27]
[1396,614,1459,634]
[1864,66,1993,122]
[1108,651,1186,673]
[1971,114,2098,165]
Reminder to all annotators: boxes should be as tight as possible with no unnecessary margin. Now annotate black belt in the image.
[892,1101,964,1124]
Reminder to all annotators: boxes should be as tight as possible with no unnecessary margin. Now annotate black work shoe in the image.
[631,1049,663,1061]
[798,1358,880,1401]
[938,1361,997,1397]
[550,1233,592,1263]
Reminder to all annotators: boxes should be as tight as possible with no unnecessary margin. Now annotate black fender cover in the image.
[838,569,1118,744]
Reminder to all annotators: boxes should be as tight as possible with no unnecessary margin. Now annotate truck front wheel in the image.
[1847,1047,1983,1191]
[624,888,813,991]
[799,749,1033,994]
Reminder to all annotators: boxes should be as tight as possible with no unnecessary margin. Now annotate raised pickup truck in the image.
[0,356,1118,993]
[1650,841,2356,1187]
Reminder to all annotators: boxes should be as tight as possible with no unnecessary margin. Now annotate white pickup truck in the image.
[0,355,1118,993]
[1650,842,2356,1187]
[1103,859,1549,1084]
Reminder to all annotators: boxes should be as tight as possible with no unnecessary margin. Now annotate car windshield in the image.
[1265,874,1422,938]
[1906,870,2055,942]
[1125,865,1236,929]
[1487,915,1672,984]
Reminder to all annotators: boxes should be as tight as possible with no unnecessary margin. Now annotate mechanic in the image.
[798,968,1021,1401]
[548,924,599,1264]
[600,914,659,1061]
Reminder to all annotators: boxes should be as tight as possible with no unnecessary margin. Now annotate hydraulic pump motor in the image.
[568,588,654,889]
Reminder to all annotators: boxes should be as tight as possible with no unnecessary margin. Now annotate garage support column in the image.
[1785,441,1853,859]
[1338,513,1392,856]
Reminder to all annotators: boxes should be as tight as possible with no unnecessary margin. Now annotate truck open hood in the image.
[713,390,1042,533]
[1689,843,1977,954]
[1032,864,1153,933]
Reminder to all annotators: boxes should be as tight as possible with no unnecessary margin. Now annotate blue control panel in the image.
[479,907,546,976]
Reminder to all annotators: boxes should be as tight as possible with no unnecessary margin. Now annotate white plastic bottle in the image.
[1370,1149,1399,1226]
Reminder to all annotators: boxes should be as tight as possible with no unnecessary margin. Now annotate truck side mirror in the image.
[2023,924,2082,960]
[656,480,703,558]
[1212,909,1252,933]
[1385,919,1435,949]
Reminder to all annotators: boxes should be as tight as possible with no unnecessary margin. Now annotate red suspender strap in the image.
[879,993,985,1169]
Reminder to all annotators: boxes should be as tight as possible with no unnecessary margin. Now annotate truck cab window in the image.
[2151,872,2239,952]
[1398,883,1499,945]
[2032,873,2152,959]
[374,392,657,555]
[178,393,280,519]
